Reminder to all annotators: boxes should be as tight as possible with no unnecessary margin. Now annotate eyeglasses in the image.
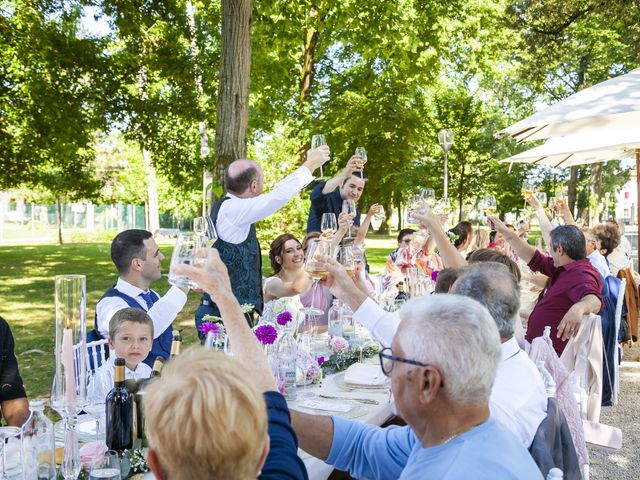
[377,347,442,382]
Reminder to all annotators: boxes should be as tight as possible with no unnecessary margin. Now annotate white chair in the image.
[613,279,626,405]
[73,339,109,377]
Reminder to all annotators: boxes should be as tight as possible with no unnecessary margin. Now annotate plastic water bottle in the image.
[546,467,563,479]
[277,327,298,401]
[22,400,56,479]
[328,299,343,338]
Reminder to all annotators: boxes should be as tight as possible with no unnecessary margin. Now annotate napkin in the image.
[344,363,388,386]
[299,399,352,413]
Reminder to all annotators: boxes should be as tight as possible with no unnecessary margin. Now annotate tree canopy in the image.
[1,0,638,230]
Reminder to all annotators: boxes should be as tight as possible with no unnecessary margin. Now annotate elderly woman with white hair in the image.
[291,294,543,479]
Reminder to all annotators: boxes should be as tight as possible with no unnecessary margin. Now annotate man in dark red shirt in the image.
[489,218,602,355]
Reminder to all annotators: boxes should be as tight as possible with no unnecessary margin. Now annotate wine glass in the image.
[84,398,106,440]
[373,205,385,222]
[169,233,207,288]
[193,216,218,244]
[312,134,328,180]
[341,200,357,238]
[0,427,21,480]
[337,245,356,278]
[320,213,337,239]
[480,195,497,228]
[301,239,334,316]
[420,188,436,207]
[296,333,314,399]
[536,192,547,205]
[355,147,367,179]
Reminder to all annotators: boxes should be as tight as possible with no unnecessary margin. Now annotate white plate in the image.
[333,372,390,391]
[291,400,368,419]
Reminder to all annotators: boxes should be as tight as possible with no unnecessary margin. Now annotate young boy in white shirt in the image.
[88,308,154,404]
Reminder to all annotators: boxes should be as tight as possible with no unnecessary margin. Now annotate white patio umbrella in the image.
[496,68,640,142]
[499,128,640,168]
[497,67,640,266]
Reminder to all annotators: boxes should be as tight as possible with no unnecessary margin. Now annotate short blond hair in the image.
[143,348,267,480]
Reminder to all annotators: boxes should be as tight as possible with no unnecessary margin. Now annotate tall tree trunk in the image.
[299,5,321,113]
[589,162,603,225]
[568,165,579,216]
[186,1,212,208]
[377,201,393,234]
[214,0,252,184]
[395,197,403,231]
[143,149,160,234]
[56,196,63,245]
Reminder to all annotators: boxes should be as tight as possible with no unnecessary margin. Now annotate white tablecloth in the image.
[293,371,394,480]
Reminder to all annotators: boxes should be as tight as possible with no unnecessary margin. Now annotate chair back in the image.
[560,314,603,423]
[73,338,109,389]
[528,397,581,480]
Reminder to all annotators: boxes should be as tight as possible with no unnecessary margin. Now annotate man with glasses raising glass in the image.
[291,294,542,479]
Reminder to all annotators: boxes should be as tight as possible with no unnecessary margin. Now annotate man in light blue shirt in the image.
[292,294,543,479]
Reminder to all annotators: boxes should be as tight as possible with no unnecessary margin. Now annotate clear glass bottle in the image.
[22,400,56,480]
[277,326,298,402]
[342,306,355,344]
[327,299,343,338]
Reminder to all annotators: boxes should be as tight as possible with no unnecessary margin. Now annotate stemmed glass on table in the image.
[312,134,328,180]
[341,200,357,239]
[301,239,335,317]
[355,147,367,179]
[296,332,314,399]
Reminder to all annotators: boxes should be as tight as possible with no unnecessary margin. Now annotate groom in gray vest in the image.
[195,146,330,335]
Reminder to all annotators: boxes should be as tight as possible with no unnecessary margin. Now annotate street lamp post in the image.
[438,129,454,199]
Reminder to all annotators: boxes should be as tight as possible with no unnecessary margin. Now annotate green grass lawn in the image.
[0,236,397,398]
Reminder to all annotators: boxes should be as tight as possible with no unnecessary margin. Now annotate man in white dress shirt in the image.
[195,147,330,334]
[95,229,188,366]
[323,260,547,447]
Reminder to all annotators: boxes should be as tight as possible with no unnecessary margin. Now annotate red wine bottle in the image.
[105,357,133,452]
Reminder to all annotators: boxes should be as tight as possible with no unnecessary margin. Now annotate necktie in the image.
[139,291,155,310]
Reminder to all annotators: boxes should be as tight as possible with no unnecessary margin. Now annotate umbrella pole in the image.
[637,149,640,271]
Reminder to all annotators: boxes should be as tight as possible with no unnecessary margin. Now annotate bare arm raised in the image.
[172,250,277,392]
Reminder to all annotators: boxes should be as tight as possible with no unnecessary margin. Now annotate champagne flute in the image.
[312,134,328,180]
[355,147,367,179]
[301,239,334,316]
[341,200,357,238]
[320,213,337,239]
[337,245,356,278]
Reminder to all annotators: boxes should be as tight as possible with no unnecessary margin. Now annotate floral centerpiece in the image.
[199,303,254,343]
[321,338,380,376]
